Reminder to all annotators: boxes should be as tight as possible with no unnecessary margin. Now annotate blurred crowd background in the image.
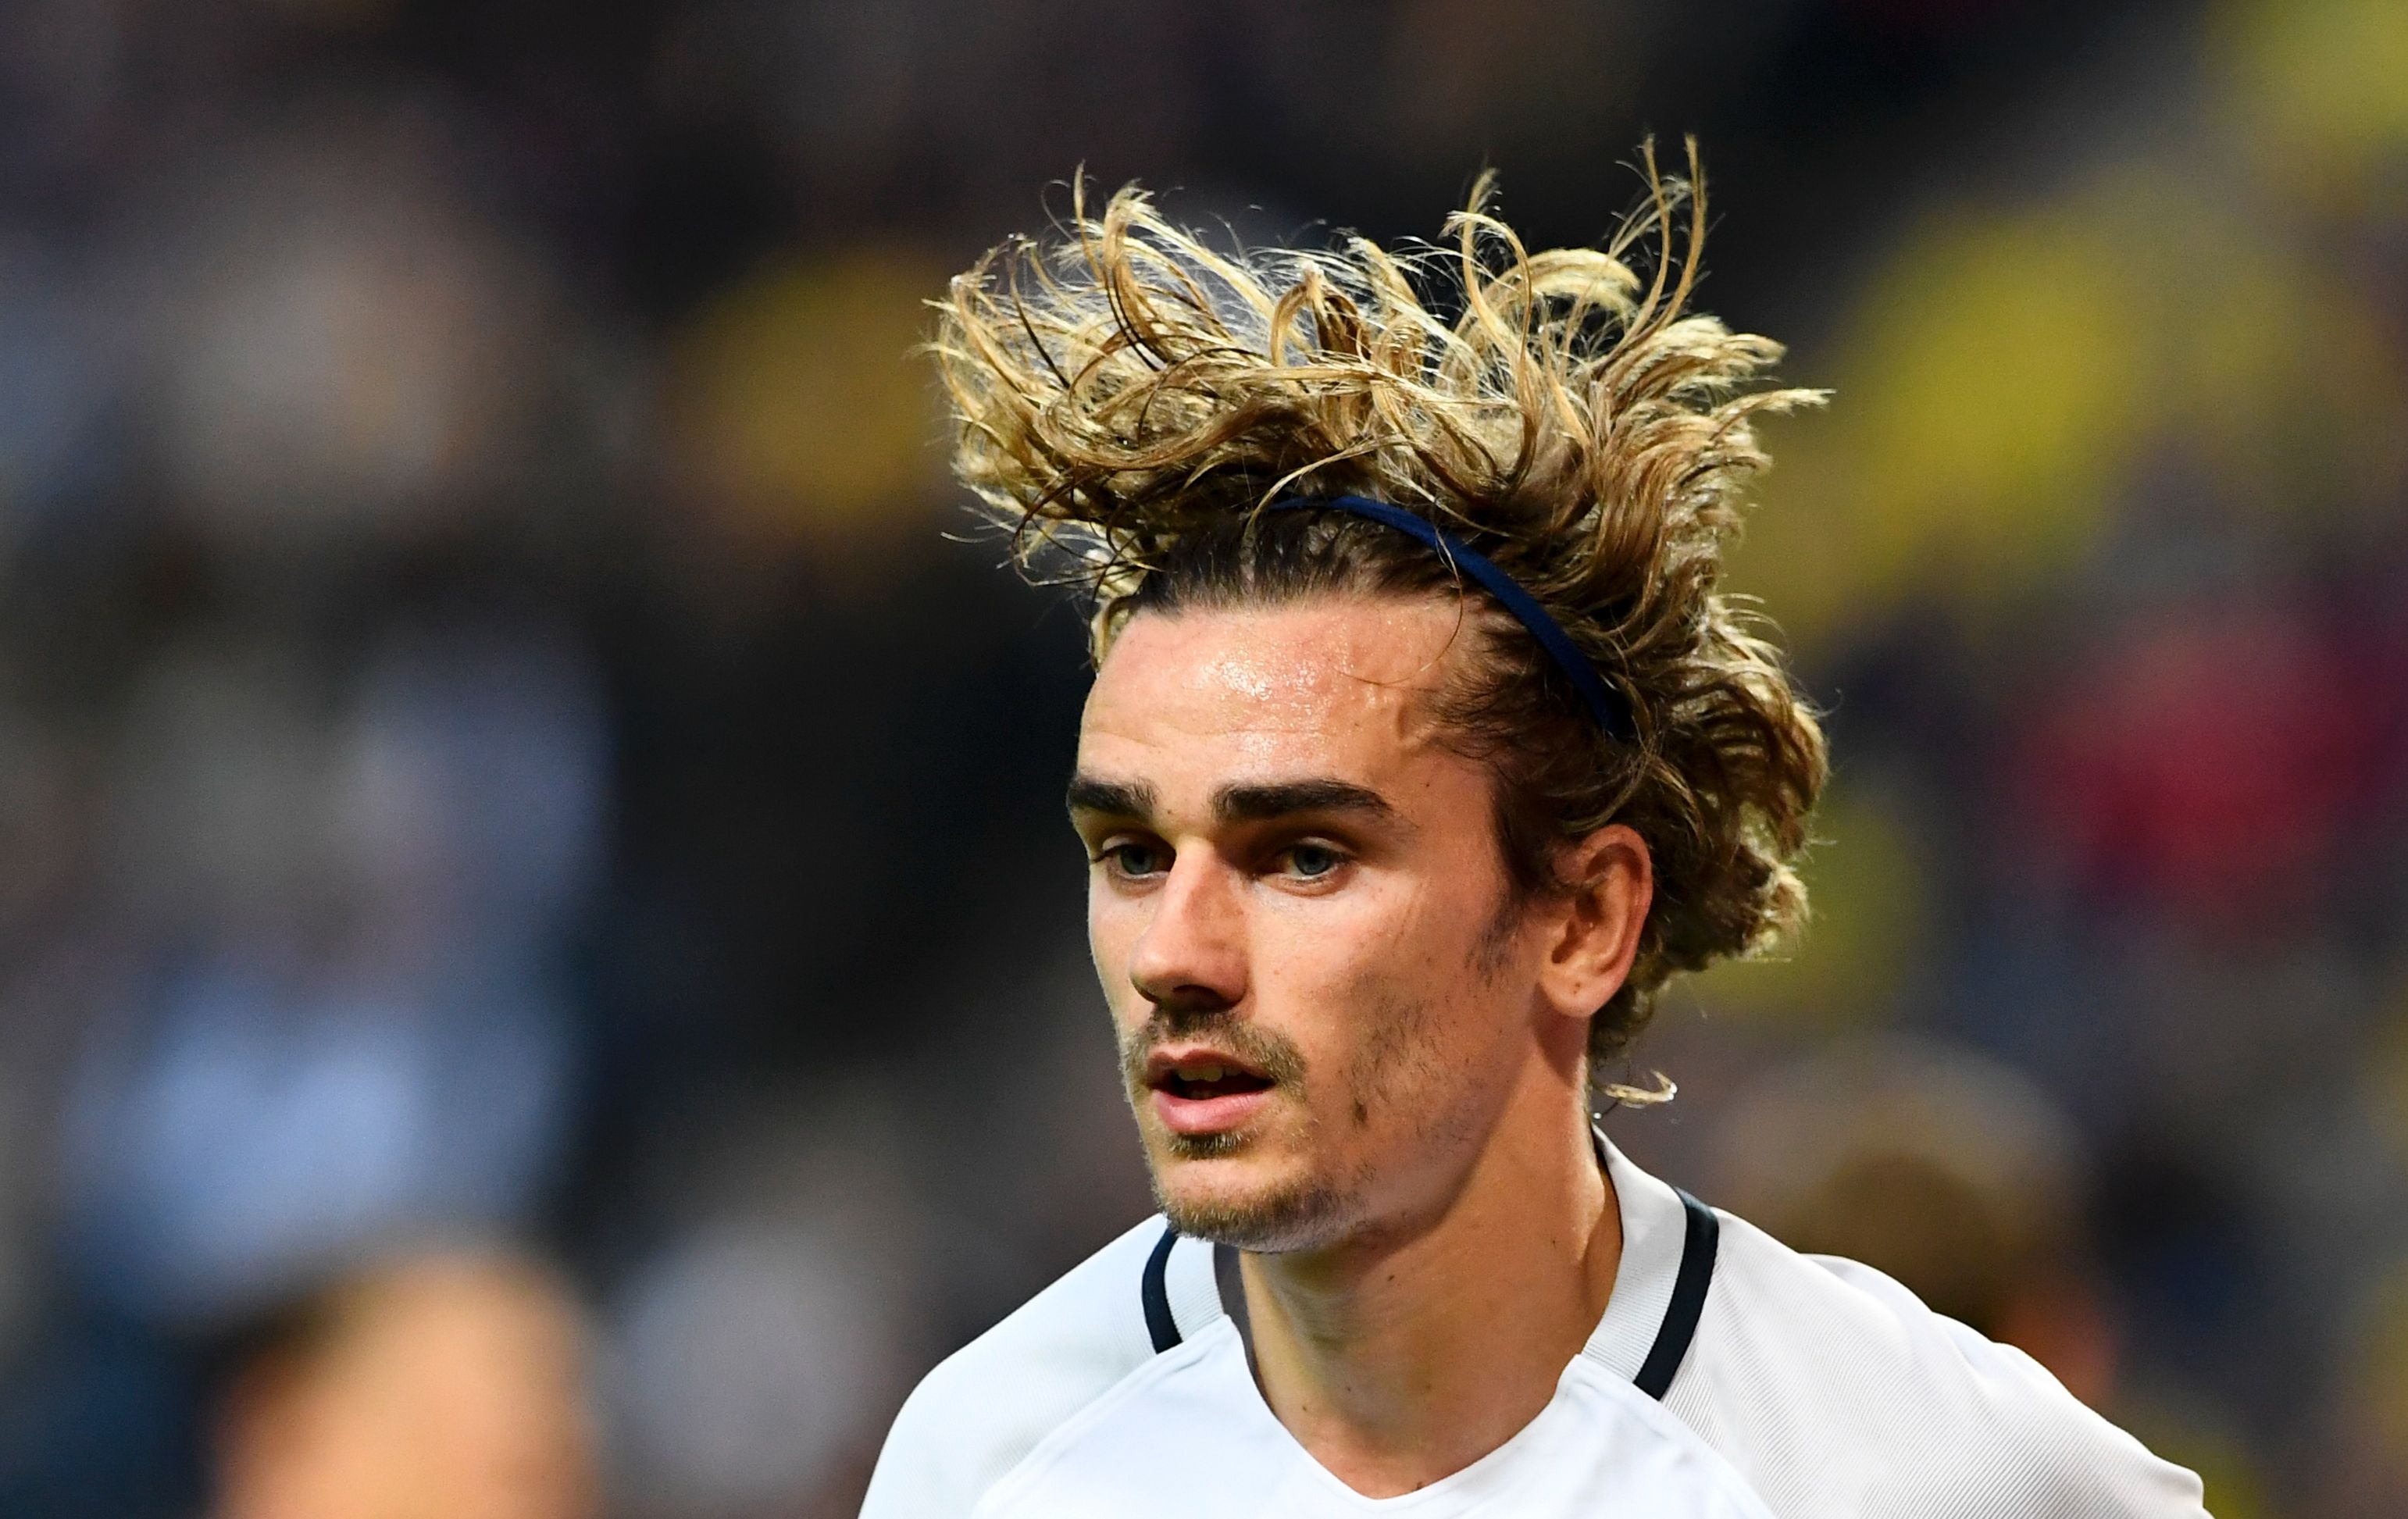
[0,0,2401,1514]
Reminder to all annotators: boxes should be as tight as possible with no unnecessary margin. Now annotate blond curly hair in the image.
[932,142,1828,1097]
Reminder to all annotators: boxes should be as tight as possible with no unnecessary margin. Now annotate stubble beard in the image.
[1117,1008,1345,1250]
[1118,977,1455,1254]
[1151,1130,1354,1252]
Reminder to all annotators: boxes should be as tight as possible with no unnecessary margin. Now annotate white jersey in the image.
[861,1137,2210,1518]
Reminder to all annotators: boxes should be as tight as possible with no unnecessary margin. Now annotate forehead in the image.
[1079,597,1471,788]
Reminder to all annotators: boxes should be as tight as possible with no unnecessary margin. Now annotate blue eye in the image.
[1285,843,1342,879]
[1101,842,1166,878]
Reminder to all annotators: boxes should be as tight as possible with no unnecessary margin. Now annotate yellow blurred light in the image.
[2167,216,2408,508]
[2117,1403,2269,1519]
[2217,0,2408,209]
[666,249,947,553]
[1735,173,2408,649]
[1692,786,1928,1026]
[1736,202,2149,645]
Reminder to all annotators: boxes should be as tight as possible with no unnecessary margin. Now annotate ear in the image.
[1534,823,1653,1025]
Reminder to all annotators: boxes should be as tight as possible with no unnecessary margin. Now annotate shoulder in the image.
[858,1215,1175,1519]
[1668,1210,2210,1518]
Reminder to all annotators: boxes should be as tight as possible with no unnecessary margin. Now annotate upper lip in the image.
[1143,1044,1272,1089]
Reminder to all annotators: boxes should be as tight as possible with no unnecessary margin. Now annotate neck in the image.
[1237,1075,1620,1498]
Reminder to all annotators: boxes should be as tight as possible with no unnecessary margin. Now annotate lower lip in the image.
[1151,1086,1272,1136]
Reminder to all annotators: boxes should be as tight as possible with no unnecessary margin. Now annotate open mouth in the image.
[1154,1060,1276,1101]
[1136,1045,1282,1137]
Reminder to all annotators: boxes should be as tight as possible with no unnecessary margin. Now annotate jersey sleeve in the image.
[1664,1214,2212,1518]
[1890,1270,2211,1517]
[858,1361,988,1519]
[858,1218,1170,1519]
[1897,1271,2215,1519]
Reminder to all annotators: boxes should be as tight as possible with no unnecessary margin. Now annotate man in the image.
[211,1248,596,1519]
[862,148,2210,1517]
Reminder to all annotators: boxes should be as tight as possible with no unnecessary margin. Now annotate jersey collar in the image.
[1579,1129,1697,1383]
[1154,1129,1718,1399]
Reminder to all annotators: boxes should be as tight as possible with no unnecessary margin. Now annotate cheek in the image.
[1297,875,1461,991]
[1086,886,1144,1016]
[1258,887,1443,1049]
[1293,885,1514,1098]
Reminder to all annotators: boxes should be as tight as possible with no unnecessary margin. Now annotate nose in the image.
[1126,851,1247,1014]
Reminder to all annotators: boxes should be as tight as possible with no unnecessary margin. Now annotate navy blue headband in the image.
[1264,495,1635,744]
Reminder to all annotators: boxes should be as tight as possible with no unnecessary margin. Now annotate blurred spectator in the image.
[144,108,558,555]
[57,618,601,1325]
[2012,599,2368,930]
[609,1215,894,1517]
[208,1248,596,1519]
[1711,1036,2116,1406]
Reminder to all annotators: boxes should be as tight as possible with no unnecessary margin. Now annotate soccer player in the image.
[862,149,2210,1517]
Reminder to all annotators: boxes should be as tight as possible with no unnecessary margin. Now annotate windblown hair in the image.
[933,143,1828,1098]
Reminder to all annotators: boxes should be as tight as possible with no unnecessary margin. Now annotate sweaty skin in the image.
[1069,597,1654,1498]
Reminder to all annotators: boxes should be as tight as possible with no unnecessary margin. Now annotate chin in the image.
[1148,1143,1353,1253]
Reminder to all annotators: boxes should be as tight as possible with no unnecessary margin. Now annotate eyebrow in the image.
[1211,779,1399,827]
[1065,773,1400,829]
[1065,776,1158,820]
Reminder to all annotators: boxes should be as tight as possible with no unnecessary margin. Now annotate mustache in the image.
[1118,1007,1309,1093]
